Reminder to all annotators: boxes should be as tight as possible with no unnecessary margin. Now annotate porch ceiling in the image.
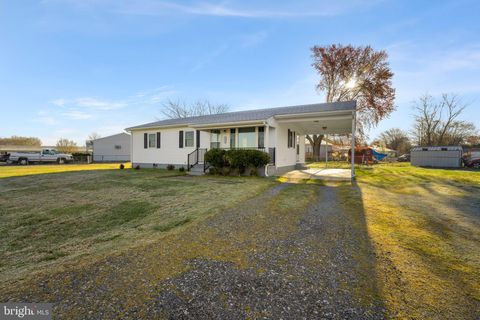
[274,111,354,135]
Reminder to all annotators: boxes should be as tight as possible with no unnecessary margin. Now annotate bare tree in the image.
[56,138,78,154]
[160,99,229,119]
[412,94,476,146]
[377,128,411,154]
[88,132,101,141]
[0,136,42,146]
[308,44,395,160]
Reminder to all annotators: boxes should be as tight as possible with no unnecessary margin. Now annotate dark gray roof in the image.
[126,101,355,130]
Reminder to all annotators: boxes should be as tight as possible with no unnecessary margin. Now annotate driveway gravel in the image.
[2,183,387,319]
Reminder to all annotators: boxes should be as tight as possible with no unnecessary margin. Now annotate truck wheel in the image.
[57,158,66,164]
[19,158,28,165]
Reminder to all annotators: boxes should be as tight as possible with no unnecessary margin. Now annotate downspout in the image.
[263,120,272,177]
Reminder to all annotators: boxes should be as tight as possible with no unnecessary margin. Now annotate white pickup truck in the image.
[8,148,73,165]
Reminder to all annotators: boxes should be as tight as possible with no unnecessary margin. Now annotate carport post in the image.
[325,134,328,168]
[351,111,356,179]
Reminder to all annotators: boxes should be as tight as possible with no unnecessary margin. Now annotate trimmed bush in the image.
[178,167,185,172]
[166,164,175,170]
[134,165,140,170]
[204,148,227,168]
[206,149,269,175]
[119,164,125,170]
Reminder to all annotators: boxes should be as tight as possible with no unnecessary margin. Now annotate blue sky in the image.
[1,0,479,145]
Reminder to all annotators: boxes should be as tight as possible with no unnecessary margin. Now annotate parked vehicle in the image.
[463,156,480,168]
[0,152,10,162]
[397,154,410,162]
[8,148,73,165]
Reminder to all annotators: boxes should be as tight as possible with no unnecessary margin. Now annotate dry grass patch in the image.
[0,168,275,287]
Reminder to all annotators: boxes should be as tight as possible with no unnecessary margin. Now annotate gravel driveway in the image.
[155,184,386,319]
[2,183,387,319]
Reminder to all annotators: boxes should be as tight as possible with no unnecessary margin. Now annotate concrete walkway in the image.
[281,168,352,181]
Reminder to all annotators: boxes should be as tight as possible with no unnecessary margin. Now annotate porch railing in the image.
[187,148,207,171]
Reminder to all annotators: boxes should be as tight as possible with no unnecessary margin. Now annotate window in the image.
[230,129,236,148]
[115,145,121,150]
[148,133,156,148]
[185,131,194,147]
[210,130,220,149]
[258,126,264,148]
[287,129,292,148]
[238,127,256,148]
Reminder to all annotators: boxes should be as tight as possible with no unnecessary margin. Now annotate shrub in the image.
[166,164,175,170]
[226,149,270,173]
[134,165,140,170]
[206,149,270,175]
[204,149,227,168]
[119,164,125,170]
[178,167,185,172]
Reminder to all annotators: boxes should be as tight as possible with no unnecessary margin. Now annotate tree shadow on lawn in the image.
[356,174,480,318]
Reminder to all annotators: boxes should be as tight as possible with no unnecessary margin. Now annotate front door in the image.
[220,129,229,148]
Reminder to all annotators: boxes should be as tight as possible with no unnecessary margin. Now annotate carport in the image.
[273,102,356,179]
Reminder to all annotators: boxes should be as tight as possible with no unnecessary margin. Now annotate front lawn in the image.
[0,163,478,318]
[0,162,132,178]
[0,166,275,285]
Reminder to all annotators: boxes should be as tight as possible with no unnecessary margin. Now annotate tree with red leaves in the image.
[307,44,395,161]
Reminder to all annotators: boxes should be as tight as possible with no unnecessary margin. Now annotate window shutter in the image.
[144,133,148,149]
[196,130,200,148]
[287,129,291,148]
[179,131,184,148]
[156,132,161,148]
[293,131,296,148]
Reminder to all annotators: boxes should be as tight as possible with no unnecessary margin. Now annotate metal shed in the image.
[411,146,463,168]
[92,133,131,162]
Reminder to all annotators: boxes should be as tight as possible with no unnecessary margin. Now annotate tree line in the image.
[375,94,478,155]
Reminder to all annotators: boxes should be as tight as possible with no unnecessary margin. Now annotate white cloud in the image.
[50,97,128,110]
[34,116,57,126]
[133,86,178,104]
[73,97,128,110]
[51,98,66,106]
[43,0,385,18]
[191,44,229,72]
[388,42,480,103]
[62,110,93,120]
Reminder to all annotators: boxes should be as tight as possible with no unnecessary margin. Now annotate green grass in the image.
[153,217,192,232]
[0,166,275,284]
[0,163,132,178]
[344,163,480,318]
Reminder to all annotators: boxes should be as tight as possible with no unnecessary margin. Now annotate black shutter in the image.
[293,131,296,148]
[156,132,161,148]
[179,131,184,148]
[196,130,200,148]
[144,133,148,149]
[287,129,291,148]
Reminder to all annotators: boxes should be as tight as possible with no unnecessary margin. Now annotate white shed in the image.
[92,133,131,162]
[411,146,463,168]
